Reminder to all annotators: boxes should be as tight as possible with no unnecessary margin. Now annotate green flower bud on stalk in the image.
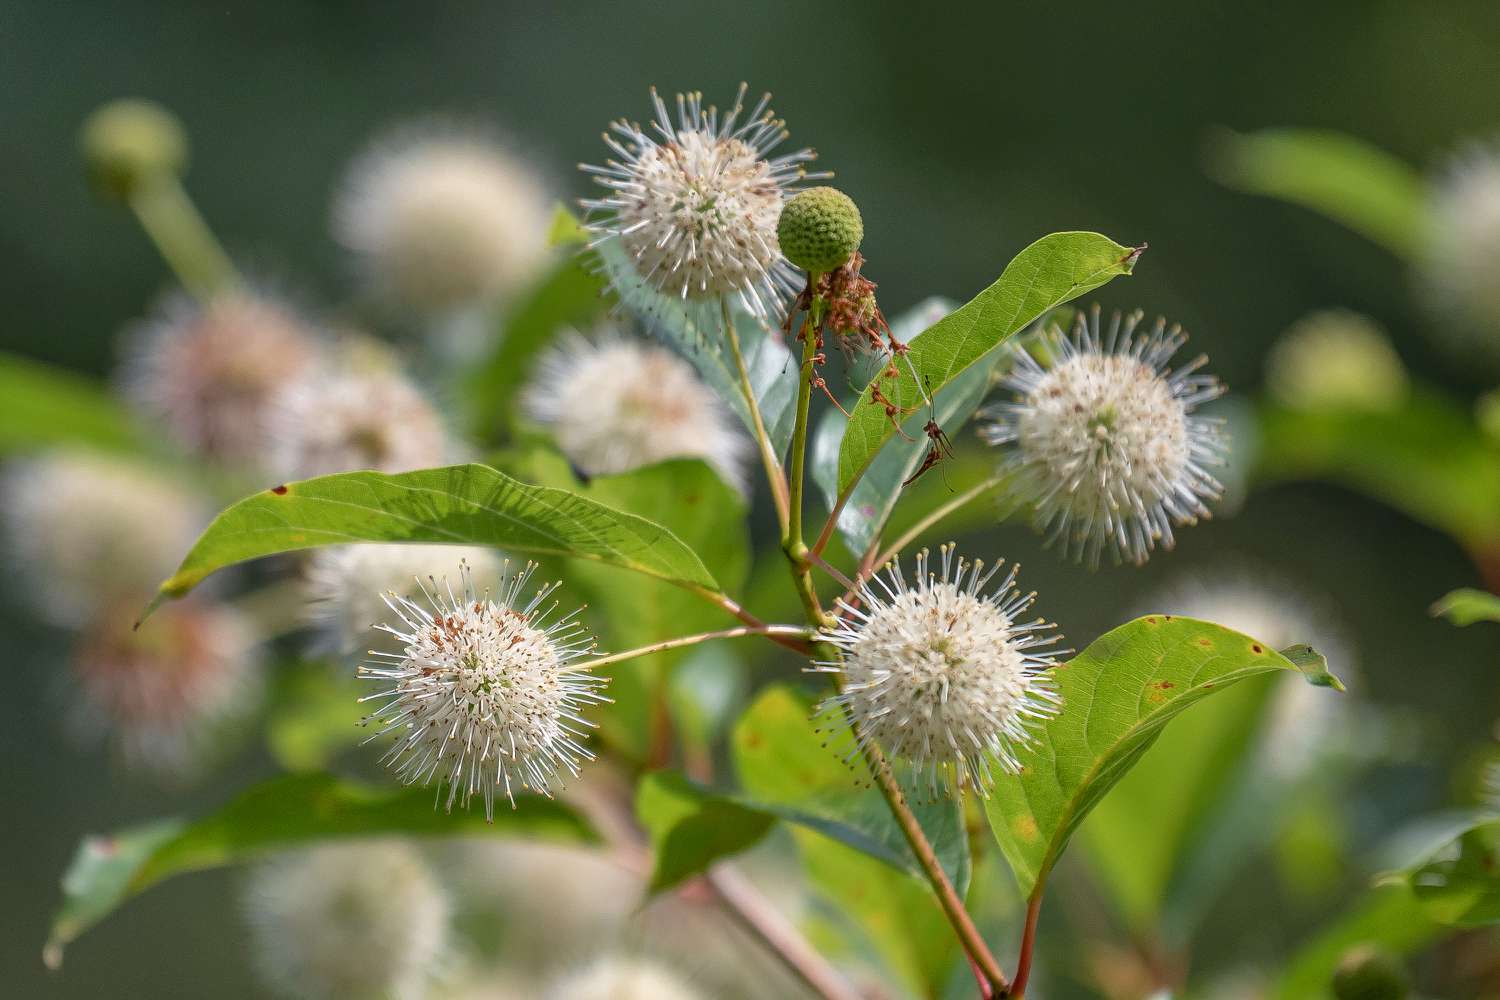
[778,186,863,274]
[1331,944,1410,1000]
[80,99,187,200]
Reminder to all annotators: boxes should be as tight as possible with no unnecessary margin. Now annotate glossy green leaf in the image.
[0,352,148,455]
[732,685,969,893]
[794,828,960,999]
[145,463,721,619]
[44,773,592,968]
[984,617,1341,898]
[635,771,776,893]
[1256,390,1500,549]
[1272,887,1441,1000]
[1392,818,1500,927]
[1208,127,1427,258]
[836,232,1140,493]
[594,236,798,456]
[812,297,1003,554]
[1431,588,1500,627]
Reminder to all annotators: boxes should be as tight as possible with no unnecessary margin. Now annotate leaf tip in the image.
[1280,643,1344,691]
[42,937,64,971]
[1122,243,1147,273]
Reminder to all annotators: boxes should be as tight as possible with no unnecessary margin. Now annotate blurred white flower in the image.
[542,956,701,1000]
[360,561,605,817]
[1139,573,1354,777]
[1,451,204,625]
[70,599,261,780]
[265,352,449,479]
[244,841,449,1000]
[521,330,747,489]
[333,126,552,312]
[302,543,504,654]
[1422,141,1500,366]
[818,545,1064,795]
[980,305,1228,566]
[581,83,824,322]
[1265,309,1408,411]
[119,290,321,467]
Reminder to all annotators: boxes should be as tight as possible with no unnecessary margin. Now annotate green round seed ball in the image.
[1331,945,1410,1000]
[80,99,188,199]
[777,186,864,274]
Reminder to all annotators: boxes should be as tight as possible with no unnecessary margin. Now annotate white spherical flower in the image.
[543,956,701,1000]
[521,330,748,489]
[1139,573,1353,778]
[70,599,262,780]
[1265,309,1408,412]
[120,290,321,466]
[244,841,449,1000]
[359,561,606,817]
[1,452,204,625]
[334,127,552,312]
[1421,142,1500,367]
[818,546,1065,795]
[265,359,449,480]
[980,305,1228,567]
[303,543,504,655]
[581,84,825,321]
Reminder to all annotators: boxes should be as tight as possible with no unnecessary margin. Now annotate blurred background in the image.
[5,1,1499,997]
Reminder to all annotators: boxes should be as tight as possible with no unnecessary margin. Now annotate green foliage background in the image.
[4,1,1500,995]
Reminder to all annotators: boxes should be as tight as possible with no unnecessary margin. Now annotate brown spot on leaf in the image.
[1013,815,1040,842]
[271,484,288,495]
[1196,637,1213,648]
[1251,643,1264,654]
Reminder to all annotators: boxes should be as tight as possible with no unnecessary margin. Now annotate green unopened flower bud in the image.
[778,186,863,274]
[80,99,187,199]
[1331,944,1410,1000]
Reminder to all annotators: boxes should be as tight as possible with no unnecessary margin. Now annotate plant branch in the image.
[130,176,237,297]
[705,865,866,1000]
[680,584,811,654]
[783,282,827,624]
[805,550,857,592]
[575,625,813,671]
[722,297,791,531]
[1007,889,1045,999]
[870,474,1005,574]
[809,480,855,558]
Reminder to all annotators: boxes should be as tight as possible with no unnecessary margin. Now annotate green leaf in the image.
[0,352,148,455]
[812,297,1003,554]
[43,772,591,968]
[635,772,776,893]
[836,232,1140,494]
[1272,886,1441,1000]
[1208,127,1427,259]
[1079,669,1276,935]
[793,828,960,999]
[594,237,798,456]
[1391,818,1500,928]
[1255,390,1500,549]
[984,616,1341,898]
[146,463,721,618]
[732,685,969,893]
[264,662,366,773]
[468,246,608,439]
[1431,588,1500,627]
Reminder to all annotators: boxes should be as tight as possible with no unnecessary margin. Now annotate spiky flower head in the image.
[580,83,824,321]
[979,305,1228,566]
[120,290,322,467]
[778,186,863,274]
[817,546,1064,795]
[70,599,261,780]
[80,98,187,199]
[333,126,552,312]
[265,346,449,479]
[303,543,505,655]
[1421,141,1500,368]
[1265,309,1408,412]
[244,841,449,1000]
[543,957,701,1000]
[359,561,605,817]
[1,451,204,625]
[521,330,747,490]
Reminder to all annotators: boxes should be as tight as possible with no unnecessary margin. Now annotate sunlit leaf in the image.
[1431,588,1500,627]
[1208,127,1427,258]
[44,773,592,968]
[144,463,721,619]
[0,351,147,455]
[1390,818,1500,927]
[984,618,1341,898]
[836,232,1140,494]
[635,771,775,893]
